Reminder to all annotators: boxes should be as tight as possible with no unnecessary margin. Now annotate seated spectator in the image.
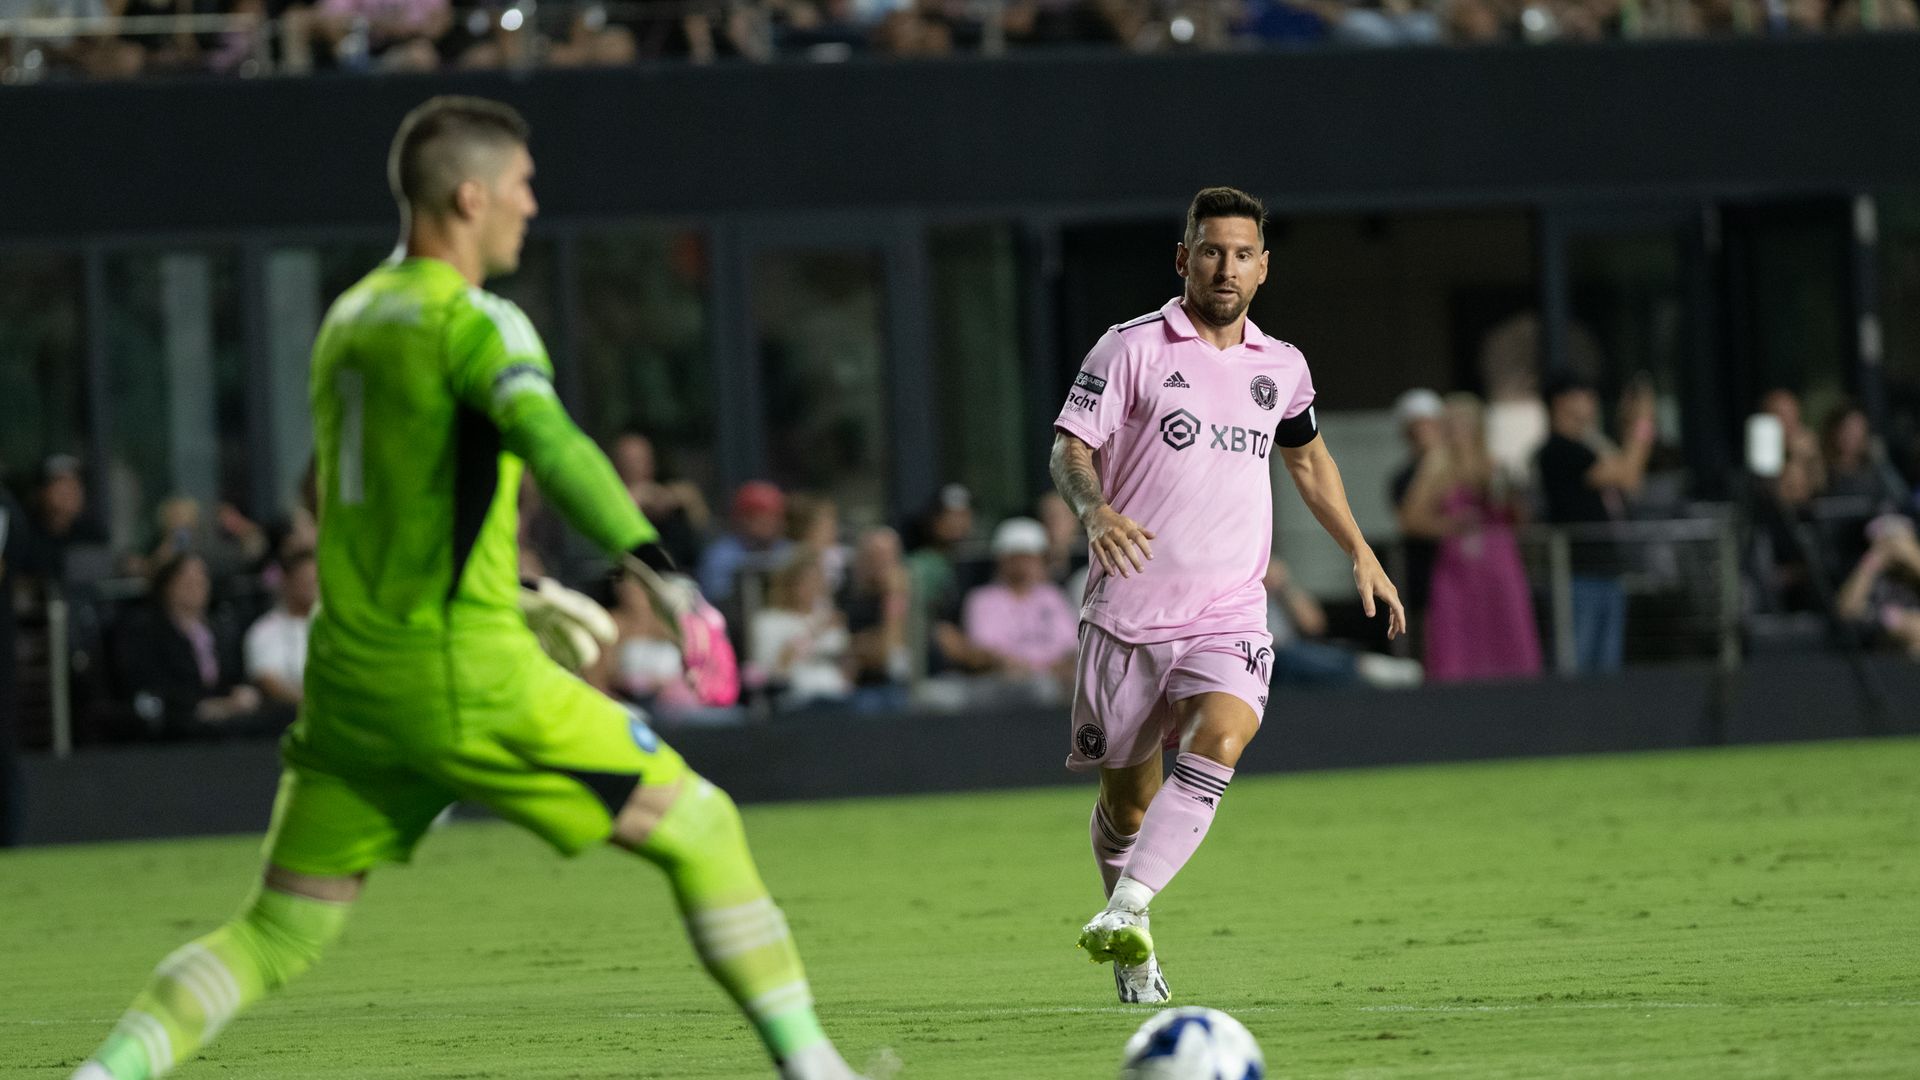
[1265,558,1422,688]
[27,454,111,587]
[1034,491,1084,585]
[748,552,852,711]
[1,0,145,77]
[598,574,705,714]
[839,526,912,711]
[314,0,449,70]
[1837,513,1920,656]
[244,548,317,709]
[612,430,709,570]
[114,553,265,738]
[697,480,791,603]
[960,517,1080,689]
[1832,0,1920,30]
[542,3,641,67]
[1822,400,1899,506]
[907,482,975,670]
[786,492,849,596]
[1762,388,1827,504]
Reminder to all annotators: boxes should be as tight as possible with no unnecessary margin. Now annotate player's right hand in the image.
[520,576,618,673]
[1085,505,1156,578]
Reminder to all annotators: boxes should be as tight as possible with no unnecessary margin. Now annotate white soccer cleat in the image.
[70,1066,115,1080]
[1114,954,1172,1005]
[1078,906,1155,967]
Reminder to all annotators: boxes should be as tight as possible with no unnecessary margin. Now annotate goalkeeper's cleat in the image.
[519,577,618,672]
[1078,906,1154,967]
[777,1040,874,1080]
[1114,955,1171,1004]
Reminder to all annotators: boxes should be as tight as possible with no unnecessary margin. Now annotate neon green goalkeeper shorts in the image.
[264,638,688,878]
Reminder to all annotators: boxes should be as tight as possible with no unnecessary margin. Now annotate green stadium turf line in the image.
[3,737,1917,1078]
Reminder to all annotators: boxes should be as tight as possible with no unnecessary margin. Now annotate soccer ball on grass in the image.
[1118,1007,1264,1080]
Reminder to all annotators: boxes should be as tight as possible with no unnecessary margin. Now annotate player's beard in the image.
[1189,285,1253,328]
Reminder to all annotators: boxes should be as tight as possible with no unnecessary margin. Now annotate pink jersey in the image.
[1054,296,1316,644]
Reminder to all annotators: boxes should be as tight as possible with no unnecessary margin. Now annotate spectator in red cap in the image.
[697,480,794,602]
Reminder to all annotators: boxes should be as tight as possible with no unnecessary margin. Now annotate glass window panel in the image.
[930,223,1027,522]
[1567,232,1687,427]
[1735,208,1851,419]
[101,249,248,560]
[751,248,889,526]
[575,225,715,493]
[0,249,87,487]
[1876,192,1920,481]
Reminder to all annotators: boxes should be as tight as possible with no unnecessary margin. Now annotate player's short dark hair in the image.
[389,96,531,215]
[1185,186,1266,247]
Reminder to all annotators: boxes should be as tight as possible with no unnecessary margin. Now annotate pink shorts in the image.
[1065,624,1274,772]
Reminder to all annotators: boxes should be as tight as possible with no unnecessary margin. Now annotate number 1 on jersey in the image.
[337,368,365,506]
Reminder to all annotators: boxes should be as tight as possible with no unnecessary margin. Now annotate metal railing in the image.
[1518,511,1743,676]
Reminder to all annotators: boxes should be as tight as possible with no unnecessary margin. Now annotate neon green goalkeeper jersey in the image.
[308,256,655,669]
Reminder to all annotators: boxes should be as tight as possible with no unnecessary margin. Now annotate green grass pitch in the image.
[4,738,1917,1078]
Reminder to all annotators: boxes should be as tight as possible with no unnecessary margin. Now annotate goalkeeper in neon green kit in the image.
[72,96,870,1080]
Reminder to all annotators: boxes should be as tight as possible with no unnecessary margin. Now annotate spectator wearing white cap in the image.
[960,517,1081,689]
[1389,388,1447,625]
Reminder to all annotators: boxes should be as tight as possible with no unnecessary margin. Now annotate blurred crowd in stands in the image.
[8,363,1920,751]
[1,0,1914,82]
[1386,328,1920,682]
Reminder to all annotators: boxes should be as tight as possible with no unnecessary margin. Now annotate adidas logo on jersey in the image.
[1163,371,1191,388]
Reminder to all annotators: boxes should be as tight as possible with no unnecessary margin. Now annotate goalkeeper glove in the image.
[519,576,618,673]
[620,543,739,707]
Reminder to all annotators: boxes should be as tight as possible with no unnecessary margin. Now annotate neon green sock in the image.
[81,886,351,1080]
[638,777,830,1063]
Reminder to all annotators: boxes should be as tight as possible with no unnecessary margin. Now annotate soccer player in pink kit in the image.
[1051,187,1406,1004]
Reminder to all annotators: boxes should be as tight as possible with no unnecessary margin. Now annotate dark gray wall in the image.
[16,653,1917,846]
[7,37,1920,240]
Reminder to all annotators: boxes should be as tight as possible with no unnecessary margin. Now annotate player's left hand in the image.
[1352,551,1407,641]
[620,548,740,707]
[520,576,619,673]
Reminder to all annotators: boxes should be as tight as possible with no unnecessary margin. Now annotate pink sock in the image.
[1122,753,1234,894]
[1090,803,1138,898]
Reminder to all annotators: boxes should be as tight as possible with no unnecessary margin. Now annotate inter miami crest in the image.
[1075,723,1108,759]
[1250,375,1279,411]
[1159,408,1200,451]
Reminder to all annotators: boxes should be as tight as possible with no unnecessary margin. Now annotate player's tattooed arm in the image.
[1051,431,1155,578]
[1050,432,1106,522]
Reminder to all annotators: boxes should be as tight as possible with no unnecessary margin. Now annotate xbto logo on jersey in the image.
[1250,375,1279,411]
[1159,409,1272,458]
[1159,408,1201,450]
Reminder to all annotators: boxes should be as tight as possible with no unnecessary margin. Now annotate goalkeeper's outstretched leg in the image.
[71,869,357,1080]
[613,774,870,1080]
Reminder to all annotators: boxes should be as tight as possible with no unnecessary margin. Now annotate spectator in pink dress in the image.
[961,517,1081,689]
[1403,393,1542,682]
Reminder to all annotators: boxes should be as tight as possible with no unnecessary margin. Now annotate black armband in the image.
[1274,404,1319,448]
[628,541,677,575]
